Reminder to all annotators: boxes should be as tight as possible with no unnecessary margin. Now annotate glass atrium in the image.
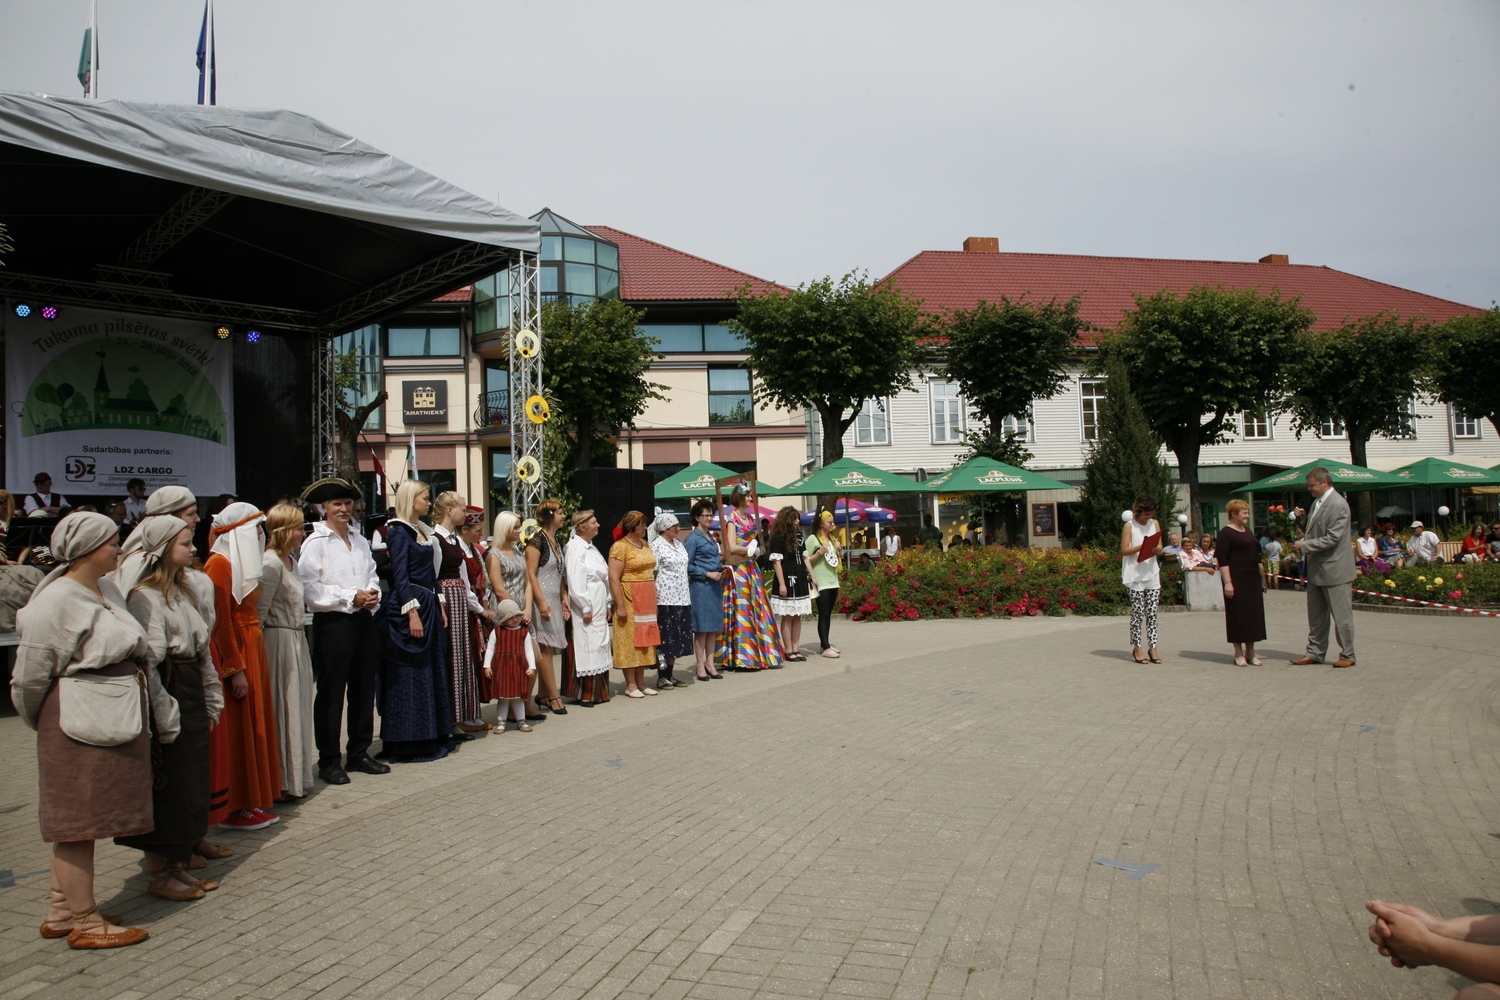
[473,208,620,334]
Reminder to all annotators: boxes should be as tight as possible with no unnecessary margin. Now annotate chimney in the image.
[1258,253,1289,265]
[963,236,999,253]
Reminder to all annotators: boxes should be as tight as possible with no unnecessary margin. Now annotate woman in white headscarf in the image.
[648,512,693,688]
[11,512,177,949]
[114,515,223,901]
[204,502,283,830]
[564,510,612,706]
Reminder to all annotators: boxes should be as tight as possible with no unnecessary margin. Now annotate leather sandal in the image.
[66,903,148,949]
[40,889,121,938]
[193,841,235,860]
[148,866,205,902]
[169,862,219,892]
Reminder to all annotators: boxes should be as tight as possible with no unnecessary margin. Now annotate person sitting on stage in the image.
[24,473,69,516]
[296,478,388,786]
[123,479,148,526]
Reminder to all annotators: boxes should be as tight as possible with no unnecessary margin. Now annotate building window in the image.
[387,326,461,357]
[708,367,754,424]
[640,324,703,353]
[487,449,512,508]
[1318,417,1346,440]
[480,360,509,429]
[1080,379,1104,441]
[1453,406,1482,439]
[930,381,964,444]
[855,398,889,446]
[1242,411,1272,440]
[1001,404,1035,443]
[473,270,510,334]
[333,324,382,431]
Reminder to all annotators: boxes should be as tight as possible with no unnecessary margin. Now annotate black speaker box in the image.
[570,468,657,559]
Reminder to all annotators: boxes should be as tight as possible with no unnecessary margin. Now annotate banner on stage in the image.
[5,305,236,496]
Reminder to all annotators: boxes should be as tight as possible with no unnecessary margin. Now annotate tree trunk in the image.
[1172,438,1202,537]
[1348,432,1375,529]
[575,409,595,470]
[334,389,386,489]
[818,403,846,466]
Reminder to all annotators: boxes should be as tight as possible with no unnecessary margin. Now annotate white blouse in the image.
[649,536,691,606]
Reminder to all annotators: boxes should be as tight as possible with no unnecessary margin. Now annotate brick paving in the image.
[2,592,1498,999]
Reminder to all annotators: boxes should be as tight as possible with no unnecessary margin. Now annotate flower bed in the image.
[836,547,1185,621]
[1353,562,1500,607]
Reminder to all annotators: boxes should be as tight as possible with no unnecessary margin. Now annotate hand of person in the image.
[1291,540,1303,551]
[1293,506,1306,519]
[229,671,249,699]
[583,611,593,625]
[481,610,496,622]
[561,603,571,621]
[526,668,536,677]
[1366,901,1440,968]
[706,571,721,582]
[616,608,628,624]
[1223,582,1235,598]
[779,582,787,597]
[483,666,493,677]
[538,603,551,621]
[441,608,448,629]
[408,610,424,639]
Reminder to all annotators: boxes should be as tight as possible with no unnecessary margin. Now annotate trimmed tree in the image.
[1108,285,1312,534]
[1076,358,1178,549]
[942,294,1084,435]
[730,272,924,465]
[541,298,664,471]
[1430,306,1500,438]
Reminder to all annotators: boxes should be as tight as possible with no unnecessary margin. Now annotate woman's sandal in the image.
[66,903,149,950]
[547,696,567,715]
[1234,657,1248,667]
[193,841,235,860]
[1148,649,1163,664]
[40,890,121,938]
[169,862,219,893]
[147,865,205,902]
[1131,649,1149,664]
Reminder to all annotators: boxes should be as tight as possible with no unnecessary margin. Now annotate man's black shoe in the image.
[319,763,351,785]
[346,753,391,775]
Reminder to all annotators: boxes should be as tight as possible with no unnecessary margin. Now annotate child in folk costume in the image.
[483,599,537,731]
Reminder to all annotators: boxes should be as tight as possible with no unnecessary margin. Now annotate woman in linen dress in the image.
[564,510,612,706]
[648,513,693,688]
[259,503,317,797]
[609,511,660,697]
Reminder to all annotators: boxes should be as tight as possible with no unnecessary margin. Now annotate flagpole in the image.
[90,0,98,98]
[207,0,214,105]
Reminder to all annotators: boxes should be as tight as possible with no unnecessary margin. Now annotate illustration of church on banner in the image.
[23,345,226,443]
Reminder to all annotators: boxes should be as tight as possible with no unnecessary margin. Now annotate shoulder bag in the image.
[57,670,145,746]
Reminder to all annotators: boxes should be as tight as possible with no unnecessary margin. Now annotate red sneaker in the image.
[219,810,274,831]
[247,808,280,826]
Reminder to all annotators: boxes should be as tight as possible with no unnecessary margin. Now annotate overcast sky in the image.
[2,1,1496,308]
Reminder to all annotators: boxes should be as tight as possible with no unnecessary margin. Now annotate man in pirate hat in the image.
[297,477,389,784]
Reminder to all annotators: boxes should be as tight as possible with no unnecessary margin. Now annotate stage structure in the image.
[0,93,540,495]
[509,255,544,515]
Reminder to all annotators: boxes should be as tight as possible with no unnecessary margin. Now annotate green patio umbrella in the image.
[1232,457,1407,493]
[1386,457,1500,487]
[767,456,933,496]
[923,456,1072,493]
[652,460,779,501]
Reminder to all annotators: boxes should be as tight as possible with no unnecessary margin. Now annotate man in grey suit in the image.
[1289,467,1357,667]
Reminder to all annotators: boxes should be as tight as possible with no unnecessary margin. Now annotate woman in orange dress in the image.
[203,502,282,830]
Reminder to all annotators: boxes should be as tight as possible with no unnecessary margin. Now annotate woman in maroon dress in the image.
[1217,498,1267,666]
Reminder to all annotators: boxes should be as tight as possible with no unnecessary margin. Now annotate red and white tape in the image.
[1268,573,1500,618]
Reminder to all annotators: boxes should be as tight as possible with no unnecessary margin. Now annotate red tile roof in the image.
[431,285,473,303]
[883,251,1484,340]
[587,225,787,301]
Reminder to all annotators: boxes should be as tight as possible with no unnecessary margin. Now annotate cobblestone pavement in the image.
[3,593,1499,1000]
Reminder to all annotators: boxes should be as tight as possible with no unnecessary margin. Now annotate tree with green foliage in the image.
[333,342,387,487]
[1076,359,1178,549]
[730,272,924,465]
[1430,307,1500,438]
[542,298,664,471]
[1107,285,1312,534]
[942,294,1084,434]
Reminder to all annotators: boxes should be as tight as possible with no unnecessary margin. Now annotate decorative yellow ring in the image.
[516,455,541,483]
[524,395,550,424]
[515,329,539,358]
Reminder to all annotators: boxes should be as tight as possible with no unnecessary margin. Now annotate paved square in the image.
[3,592,1497,999]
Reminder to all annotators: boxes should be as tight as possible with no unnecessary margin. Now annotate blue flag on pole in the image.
[196,1,216,106]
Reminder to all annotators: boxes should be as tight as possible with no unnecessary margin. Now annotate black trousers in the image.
[816,588,839,650]
[311,610,378,765]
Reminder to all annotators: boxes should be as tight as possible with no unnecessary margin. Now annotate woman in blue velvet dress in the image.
[376,480,453,762]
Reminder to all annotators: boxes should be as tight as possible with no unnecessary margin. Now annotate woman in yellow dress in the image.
[608,511,660,698]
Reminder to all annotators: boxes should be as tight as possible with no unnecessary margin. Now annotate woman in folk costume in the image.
[112,486,234,861]
[608,510,660,698]
[376,480,454,762]
[115,515,222,901]
[482,599,537,730]
[432,492,489,735]
[204,502,283,830]
[458,506,498,707]
[647,512,693,689]
[717,487,781,671]
[564,510,612,706]
[259,504,317,798]
[12,513,178,949]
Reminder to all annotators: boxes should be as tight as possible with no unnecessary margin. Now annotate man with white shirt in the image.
[1405,520,1443,565]
[1289,467,1357,668]
[22,472,68,515]
[297,477,389,785]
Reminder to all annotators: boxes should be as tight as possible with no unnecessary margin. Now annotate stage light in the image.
[215,325,231,340]
[13,302,31,317]
[246,330,261,343]
[40,305,58,320]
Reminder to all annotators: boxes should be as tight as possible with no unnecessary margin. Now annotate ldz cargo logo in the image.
[65,455,96,482]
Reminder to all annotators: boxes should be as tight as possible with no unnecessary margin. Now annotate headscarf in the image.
[648,512,679,544]
[145,485,197,517]
[210,501,266,602]
[115,516,191,594]
[30,511,121,600]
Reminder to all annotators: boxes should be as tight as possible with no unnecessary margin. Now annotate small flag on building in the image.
[405,431,418,480]
[77,2,98,98]
[196,0,216,106]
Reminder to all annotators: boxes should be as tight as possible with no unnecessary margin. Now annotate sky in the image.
[1,1,1496,308]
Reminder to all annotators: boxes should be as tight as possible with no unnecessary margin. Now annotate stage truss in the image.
[312,334,337,480]
[509,251,543,517]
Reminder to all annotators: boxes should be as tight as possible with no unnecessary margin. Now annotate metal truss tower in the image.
[312,334,338,479]
[509,251,544,516]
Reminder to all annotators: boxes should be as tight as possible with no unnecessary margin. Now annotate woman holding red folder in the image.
[1120,495,1163,664]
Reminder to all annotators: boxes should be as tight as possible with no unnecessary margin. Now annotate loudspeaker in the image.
[571,468,656,559]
